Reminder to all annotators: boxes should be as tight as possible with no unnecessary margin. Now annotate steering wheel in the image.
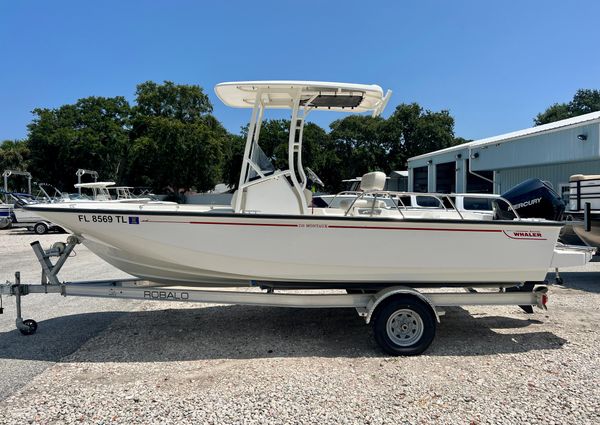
[305,167,324,187]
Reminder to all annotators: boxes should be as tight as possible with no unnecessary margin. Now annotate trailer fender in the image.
[365,286,440,324]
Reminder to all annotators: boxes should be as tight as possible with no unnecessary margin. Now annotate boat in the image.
[566,174,600,250]
[3,191,45,223]
[73,181,175,204]
[0,202,12,229]
[26,81,593,288]
[0,191,66,234]
[74,181,147,202]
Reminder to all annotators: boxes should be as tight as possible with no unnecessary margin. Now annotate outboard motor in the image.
[494,178,565,221]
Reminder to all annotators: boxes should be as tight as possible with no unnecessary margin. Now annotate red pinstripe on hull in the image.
[141,219,511,233]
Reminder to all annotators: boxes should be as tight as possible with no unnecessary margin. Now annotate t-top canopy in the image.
[73,182,116,189]
[215,81,390,114]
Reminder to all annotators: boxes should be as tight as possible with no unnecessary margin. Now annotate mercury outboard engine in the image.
[494,178,565,221]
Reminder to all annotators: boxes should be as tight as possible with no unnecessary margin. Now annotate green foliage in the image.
[125,81,226,192]
[0,139,30,172]
[221,134,245,189]
[126,115,227,192]
[134,81,213,121]
[27,96,131,189]
[230,119,335,189]
[13,80,463,195]
[535,89,600,125]
[569,89,600,115]
[328,115,387,189]
[231,105,460,193]
[324,104,459,191]
[534,103,572,125]
[387,103,457,161]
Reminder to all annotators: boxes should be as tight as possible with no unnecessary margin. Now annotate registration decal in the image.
[77,214,140,225]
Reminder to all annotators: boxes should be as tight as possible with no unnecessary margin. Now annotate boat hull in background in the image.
[570,213,600,250]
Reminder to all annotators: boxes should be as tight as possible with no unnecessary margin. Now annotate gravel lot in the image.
[0,230,599,424]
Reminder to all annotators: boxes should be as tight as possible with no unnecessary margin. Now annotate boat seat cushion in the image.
[360,172,386,191]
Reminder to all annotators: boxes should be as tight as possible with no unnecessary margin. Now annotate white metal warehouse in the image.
[407,111,600,198]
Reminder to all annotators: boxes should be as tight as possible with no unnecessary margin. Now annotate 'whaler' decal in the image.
[503,230,546,240]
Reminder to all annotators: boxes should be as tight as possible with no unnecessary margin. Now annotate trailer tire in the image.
[372,296,436,356]
[33,223,48,235]
[19,319,38,336]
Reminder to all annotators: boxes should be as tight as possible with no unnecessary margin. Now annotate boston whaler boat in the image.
[5,81,594,355]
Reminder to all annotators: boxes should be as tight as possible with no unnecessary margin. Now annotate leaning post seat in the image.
[360,172,386,192]
[339,172,388,214]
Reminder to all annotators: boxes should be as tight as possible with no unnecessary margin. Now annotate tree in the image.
[27,96,131,189]
[231,104,461,193]
[126,81,227,192]
[535,89,600,125]
[134,80,213,121]
[233,119,336,190]
[0,139,30,172]
[221,133,245,189]
[386,103,457,162]
[329,115,387,189]
[325,103,459,191]
[569,89,600,115]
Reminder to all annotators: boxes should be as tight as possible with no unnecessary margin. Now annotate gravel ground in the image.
[0,229,136,401]
[0,230,599,424]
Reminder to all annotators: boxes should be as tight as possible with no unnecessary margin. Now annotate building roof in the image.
[409,111,600,161]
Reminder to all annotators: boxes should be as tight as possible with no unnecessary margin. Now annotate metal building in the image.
[407,111,600,199]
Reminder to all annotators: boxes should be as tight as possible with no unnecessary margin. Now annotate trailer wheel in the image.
[33,223,48,235]
[19,319,38,336]
[373,297,436,356]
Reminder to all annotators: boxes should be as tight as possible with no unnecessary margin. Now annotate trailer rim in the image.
[386,308,424,346]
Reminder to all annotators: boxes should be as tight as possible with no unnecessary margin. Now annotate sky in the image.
[1,0,599,142]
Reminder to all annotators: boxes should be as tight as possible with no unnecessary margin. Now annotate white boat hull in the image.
[28,204,564,287]
[12,206,43,224]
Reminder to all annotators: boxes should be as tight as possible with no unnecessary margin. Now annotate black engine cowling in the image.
[494,178,565,221]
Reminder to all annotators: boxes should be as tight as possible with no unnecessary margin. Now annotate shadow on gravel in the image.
[551,272,600,293]
[0,305,566,361]
[0,311,127,362]
[0,229,30,236]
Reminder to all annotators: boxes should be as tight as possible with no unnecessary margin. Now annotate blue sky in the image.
[1,1,599,141]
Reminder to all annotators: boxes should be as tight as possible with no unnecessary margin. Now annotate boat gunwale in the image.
[25,205,566,227]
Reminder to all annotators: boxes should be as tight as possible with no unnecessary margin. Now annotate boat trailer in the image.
[0,236,551,356]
